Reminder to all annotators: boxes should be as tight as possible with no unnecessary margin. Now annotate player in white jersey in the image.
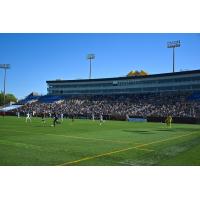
[60,113,64,122]
[17,112,20,118]
[32,111,36,117]
[92,113,95,121]
[100,114,103,125]
[26,113,31,122]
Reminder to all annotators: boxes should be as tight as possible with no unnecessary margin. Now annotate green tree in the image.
[0,92,3,106]
[0,92,17,106]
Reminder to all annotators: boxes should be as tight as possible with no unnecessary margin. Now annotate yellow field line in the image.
[60,146,138,165]
[134,132,197,148]
[59,132,197,166]
[134,147,155,152]
[46,133,137,144]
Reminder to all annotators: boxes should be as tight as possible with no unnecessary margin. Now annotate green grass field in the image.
[0,116,200,166]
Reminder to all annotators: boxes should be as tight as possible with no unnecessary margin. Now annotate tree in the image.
[0,92,17,106]
[0,92,3,106]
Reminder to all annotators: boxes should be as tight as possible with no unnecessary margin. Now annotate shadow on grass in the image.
[155,129,172,132]
[123,130,158,134]
[32,125,52,128]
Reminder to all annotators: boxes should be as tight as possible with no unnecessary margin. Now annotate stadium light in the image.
[0,64,11,110]
[167,40,181,73]
[87,54,95,79]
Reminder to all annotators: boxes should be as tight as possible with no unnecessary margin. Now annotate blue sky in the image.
[0,33,200,99]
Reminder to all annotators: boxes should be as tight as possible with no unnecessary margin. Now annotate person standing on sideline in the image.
[71,114,75,122]
[61,113,64,122]
[92,113,95,121]
[126,114,129,121]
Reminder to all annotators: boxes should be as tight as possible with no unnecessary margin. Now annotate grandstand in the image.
[46,69,200,95]
[1,69,200,123]
[17,92,41,104]
[17,92,65,104]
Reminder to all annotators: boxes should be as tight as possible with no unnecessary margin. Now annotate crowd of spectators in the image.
[13,92,200,118]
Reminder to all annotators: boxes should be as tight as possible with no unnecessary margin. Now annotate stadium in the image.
[2,69,200,123]
[0,68,200,166]
[1,5,200,200]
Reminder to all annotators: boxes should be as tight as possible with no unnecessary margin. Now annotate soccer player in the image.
[26,112,31,122]
[52,113,59,127]
[126,114,129,121]
[60,113,64,122]
[165,115,172,128]
[100,114,103,125]
[92,113,95,121]
[17,111,20,118]
[32,111,36,117]
[41,112,46,123]
[71,114,75,122]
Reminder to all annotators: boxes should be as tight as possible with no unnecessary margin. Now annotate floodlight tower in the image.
[87,54,95,79]
[0,64,10,108]
[167,40,181,73]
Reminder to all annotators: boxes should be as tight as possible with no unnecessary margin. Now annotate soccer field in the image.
[0,116,200,166]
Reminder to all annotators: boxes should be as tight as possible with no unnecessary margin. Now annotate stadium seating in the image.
[17,92,41,104]
[17,92,65,104]
[38,95,65,103]
[187,92,200,100]
[10,92,200,119]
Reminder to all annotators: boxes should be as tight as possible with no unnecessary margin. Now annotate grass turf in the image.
[0,116,199,166]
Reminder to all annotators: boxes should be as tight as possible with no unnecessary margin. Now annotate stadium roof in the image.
[46,69,200,83]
